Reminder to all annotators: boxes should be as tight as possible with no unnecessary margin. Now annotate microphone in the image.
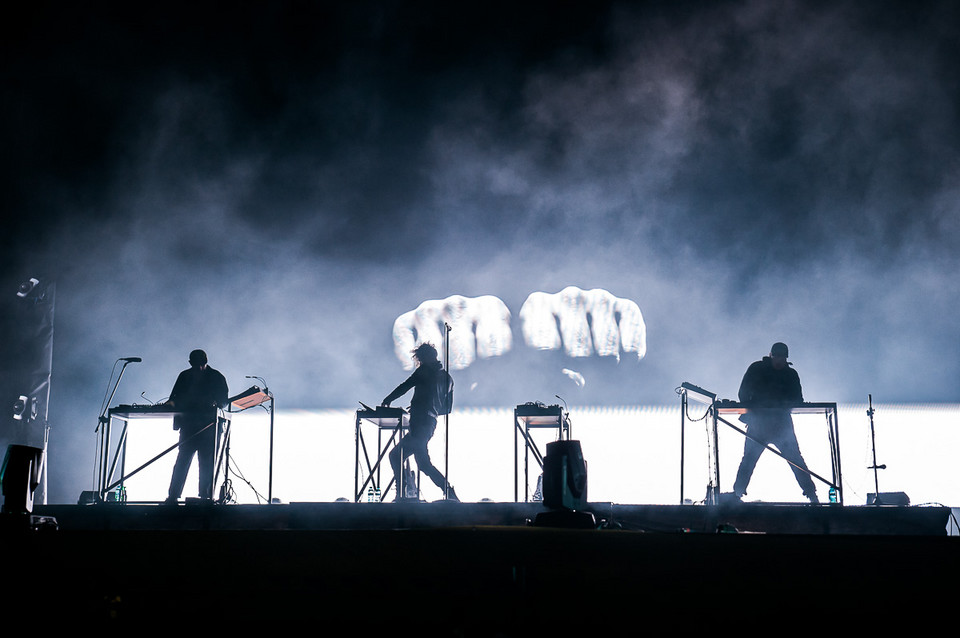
[245,375,267,388]
[120,357,142,363]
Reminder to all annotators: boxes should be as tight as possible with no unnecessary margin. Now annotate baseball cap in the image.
[770,342,789,358]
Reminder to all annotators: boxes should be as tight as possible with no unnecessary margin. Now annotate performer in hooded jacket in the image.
[733,342,818,503]
[165,349,228,502]
[382,343,459,501]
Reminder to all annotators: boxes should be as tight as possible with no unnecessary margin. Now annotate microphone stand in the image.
[266,387,275,504]
[444,322,451,499]
[244,376,275,504]
[866,394,886,505]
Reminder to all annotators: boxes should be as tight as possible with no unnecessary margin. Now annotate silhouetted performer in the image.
[165,349,228,503]
[382,343,459,502]
[733,342,818,503]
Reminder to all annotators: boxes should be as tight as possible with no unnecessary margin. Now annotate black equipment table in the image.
[354,406,409,502]
[678,383,843,505]
[227,385,276,503]
[97,404,231,502]
[513,403,570,502]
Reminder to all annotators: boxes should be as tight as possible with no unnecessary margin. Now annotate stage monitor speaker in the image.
[867,492,910,506]
[542,440,588,511]
[77,490,101,505]
[1,444,44,514]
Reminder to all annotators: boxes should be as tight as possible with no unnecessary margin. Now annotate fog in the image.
[2,1,958,502]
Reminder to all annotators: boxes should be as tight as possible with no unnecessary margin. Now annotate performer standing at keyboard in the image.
[382,343,459,502]
[164,349,228,503]
[733,342,818,503]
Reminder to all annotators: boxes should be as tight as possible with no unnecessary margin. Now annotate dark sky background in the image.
[3,1,960,502]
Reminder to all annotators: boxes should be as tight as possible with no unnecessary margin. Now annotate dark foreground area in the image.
[2,501,956,632]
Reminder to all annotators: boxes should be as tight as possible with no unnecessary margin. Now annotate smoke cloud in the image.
[3,1,959,501]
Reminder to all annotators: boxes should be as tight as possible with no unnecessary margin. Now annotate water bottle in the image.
[828,486,837,504]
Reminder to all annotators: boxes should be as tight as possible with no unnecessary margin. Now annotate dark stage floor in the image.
[20,498,960,534]
[2,501,957,631]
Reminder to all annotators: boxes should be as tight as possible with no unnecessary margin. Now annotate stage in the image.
[2,500,956,630]
[21,499,958,534]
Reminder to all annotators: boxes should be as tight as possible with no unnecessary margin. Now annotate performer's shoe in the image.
[402,470,419,500]
[719,491,742,505]
[805,492,820,504]
[444,486,460,502]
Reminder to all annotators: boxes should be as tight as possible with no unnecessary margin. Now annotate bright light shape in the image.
[117,403,959,511]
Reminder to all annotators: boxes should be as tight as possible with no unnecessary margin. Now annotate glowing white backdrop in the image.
[118,403,958,508]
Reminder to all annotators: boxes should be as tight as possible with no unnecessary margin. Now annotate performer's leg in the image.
[412,444,458,500]
[773,428,818,500]
[733,434,765,497]
[197,423,216,500]
[168,431,196,500]
[409,426,458,498]
[413,443,447,490]
[389,437,414,477]
[403,413,459,498]
[389,435,414,492]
